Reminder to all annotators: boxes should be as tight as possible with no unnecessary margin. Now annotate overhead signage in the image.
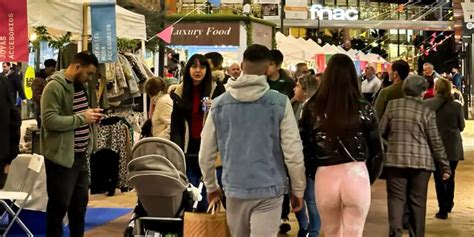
[285,0,308,20]
[309,4,359,21]
[461,3,474,23]
[462,22,474,39]
[170,22,240,46]
[252,23,273,49]
[91,2,118,63]
[0,0,29,62]
[461,3,474,39]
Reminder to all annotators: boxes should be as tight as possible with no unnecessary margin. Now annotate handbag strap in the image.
[337,137,358,162]
[435,100,449,113]
[206,199,224,215]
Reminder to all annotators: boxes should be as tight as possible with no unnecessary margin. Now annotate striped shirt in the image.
[73,83,90,153]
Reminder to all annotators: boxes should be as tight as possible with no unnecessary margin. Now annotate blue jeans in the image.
[186,160,224,212]
[295,176,321,237]
[186,158,208,212]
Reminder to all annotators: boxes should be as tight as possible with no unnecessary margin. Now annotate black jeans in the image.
[0,161,7,189]
[434,161,458,213]
[45,153,89,237]
[281,194,290,220]
[386,167,431,237]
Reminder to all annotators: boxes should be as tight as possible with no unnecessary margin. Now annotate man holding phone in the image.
[40,52,102,237]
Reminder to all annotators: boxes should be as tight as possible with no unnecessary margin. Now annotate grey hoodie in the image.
[199,74,306,198]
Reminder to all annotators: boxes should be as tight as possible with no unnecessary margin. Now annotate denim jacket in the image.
[199,74,306,199]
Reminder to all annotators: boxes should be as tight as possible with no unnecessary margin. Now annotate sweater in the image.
[40,70,92,168]
[151,93,173,139]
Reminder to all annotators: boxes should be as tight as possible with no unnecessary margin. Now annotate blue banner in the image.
[209,0,221,7]
[91,3,117,63]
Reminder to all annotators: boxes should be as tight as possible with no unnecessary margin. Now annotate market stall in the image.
[164,14,276,64]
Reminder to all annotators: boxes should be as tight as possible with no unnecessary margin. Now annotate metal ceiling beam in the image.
[267,19,455,31]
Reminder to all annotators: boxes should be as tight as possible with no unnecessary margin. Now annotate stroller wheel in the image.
[123,226,133,237]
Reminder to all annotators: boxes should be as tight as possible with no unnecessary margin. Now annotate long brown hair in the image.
[435,78,454,101]
[310,54,362,136]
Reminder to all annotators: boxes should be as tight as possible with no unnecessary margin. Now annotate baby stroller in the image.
[127,137,202,236]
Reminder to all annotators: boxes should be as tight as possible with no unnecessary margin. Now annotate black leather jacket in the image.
[300,99,384,184]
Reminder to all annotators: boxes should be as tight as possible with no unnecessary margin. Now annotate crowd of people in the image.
[0,42,465,237]
[140,44,463,237]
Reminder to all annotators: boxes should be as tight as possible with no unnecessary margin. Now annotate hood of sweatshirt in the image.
[48,70,73,92]
[227,74,269,102]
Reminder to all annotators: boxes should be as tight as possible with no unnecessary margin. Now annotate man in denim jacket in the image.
[199,44,306,236]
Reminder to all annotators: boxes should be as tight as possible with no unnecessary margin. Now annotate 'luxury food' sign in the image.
[309,4,359,21]
[170,22,240,46]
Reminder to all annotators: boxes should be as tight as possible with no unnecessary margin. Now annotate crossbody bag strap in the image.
[435,100,449,113]
[337,137,358,162]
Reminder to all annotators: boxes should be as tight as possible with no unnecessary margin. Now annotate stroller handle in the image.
[192,182,204,212]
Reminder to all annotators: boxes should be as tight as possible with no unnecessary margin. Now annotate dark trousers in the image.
[281,194,290,220]
[45,153,89,237]
[0,161,7,189]
[434,161,458,213]
[185,157,208,212]
[386,167,431,237]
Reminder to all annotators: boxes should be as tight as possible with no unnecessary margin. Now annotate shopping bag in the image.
[183,200,230,237]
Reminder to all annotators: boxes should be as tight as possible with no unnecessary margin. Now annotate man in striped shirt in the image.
[41,52,103,237]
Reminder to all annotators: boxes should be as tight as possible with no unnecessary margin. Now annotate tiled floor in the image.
[85,122,474,237]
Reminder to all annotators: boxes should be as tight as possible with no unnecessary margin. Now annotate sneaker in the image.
[297,228,308,237]
[279,219,291,234]
[435,211,448,220]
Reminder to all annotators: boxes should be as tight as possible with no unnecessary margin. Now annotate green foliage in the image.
[246,23,253,46]
[31,26,71,50]
[49,32,72,50]
[31,26,51,49]
[272,28,277,49]
[117,38,139,51]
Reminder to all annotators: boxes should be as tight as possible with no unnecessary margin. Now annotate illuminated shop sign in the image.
[309,4,359,21]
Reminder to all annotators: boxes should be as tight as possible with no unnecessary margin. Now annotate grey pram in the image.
[127,137,201,236]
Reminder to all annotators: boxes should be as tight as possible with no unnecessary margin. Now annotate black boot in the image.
[435,211,448,220]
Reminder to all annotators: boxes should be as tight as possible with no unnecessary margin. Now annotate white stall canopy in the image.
[27,0,147,40]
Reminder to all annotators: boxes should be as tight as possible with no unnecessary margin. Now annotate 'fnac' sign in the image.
[309,4,359,21]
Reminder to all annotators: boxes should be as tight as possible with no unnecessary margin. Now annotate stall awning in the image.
[27,0,147,40]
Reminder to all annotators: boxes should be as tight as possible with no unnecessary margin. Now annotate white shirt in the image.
[361,76,382,94]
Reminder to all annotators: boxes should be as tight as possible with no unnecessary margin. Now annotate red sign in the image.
[0,0,29,62]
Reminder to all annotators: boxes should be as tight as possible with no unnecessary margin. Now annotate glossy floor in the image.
[85,122,474,237]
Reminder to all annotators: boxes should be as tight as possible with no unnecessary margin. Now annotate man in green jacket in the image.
[41,52,103,237]
[374,60,410,120]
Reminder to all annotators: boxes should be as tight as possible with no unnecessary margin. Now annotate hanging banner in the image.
[0,0,29,62]
[91,3,118,63]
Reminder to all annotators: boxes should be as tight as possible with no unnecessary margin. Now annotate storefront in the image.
[268,3,455,63]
